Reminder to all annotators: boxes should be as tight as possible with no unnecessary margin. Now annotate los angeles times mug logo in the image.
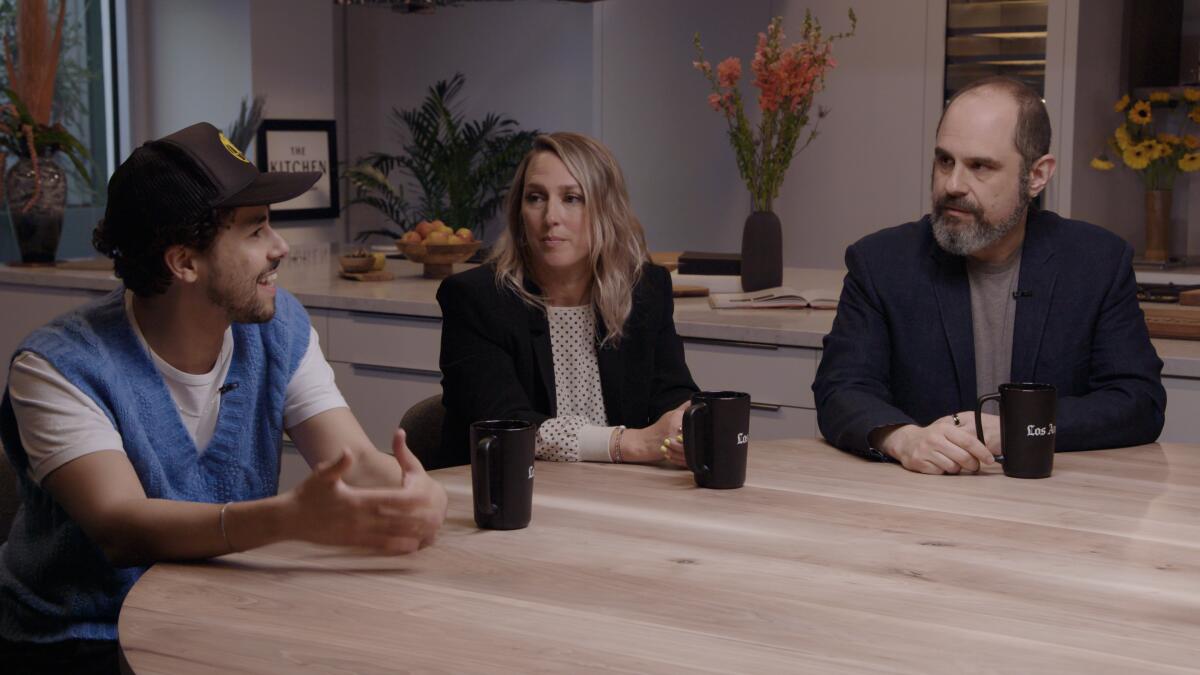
[1027,423,1056,437]
[527,466,535,479]
[737,433,749,445]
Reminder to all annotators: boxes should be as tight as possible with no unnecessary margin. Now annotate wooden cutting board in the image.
[672,284,709,298]
[1143,303,1200,340]
[56,258,114,271]
[339,270,395,282]
[650,251,681,272]
[1180,289,1200,307]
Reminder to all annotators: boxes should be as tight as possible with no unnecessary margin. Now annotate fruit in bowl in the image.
[396,220,481,278]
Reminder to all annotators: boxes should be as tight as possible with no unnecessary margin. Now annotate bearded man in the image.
[813,76,1165,475]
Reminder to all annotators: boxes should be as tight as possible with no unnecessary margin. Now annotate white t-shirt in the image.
[8,292,347,484]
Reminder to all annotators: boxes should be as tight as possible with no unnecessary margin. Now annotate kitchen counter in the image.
[1,259,1195,378]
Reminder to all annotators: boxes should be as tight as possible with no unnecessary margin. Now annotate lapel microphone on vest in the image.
[1012,290,1034,299]
[218,382,239,395]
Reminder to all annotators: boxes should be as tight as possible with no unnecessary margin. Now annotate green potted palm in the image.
[1,0,92,263]
[347,73,536,247]
[225,95,266,154]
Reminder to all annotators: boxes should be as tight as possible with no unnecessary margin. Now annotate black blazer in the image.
[813,209,1166,459]
[435,263,698,468]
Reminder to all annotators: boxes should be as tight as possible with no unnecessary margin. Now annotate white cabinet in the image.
[683,338,818,408]
[319,308,445,452]
[279,447,311,492]
[325,310,441,370]
[1161,377,1200,444]
[683,338,820,441]
[5,276,1191,449]
[323,316,825,450]
[747,404,817,442]
[329,361,442,452]
[308,307,331,353]
[0,284,107,391]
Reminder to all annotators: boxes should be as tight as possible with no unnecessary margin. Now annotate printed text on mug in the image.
[1027,423,1056,437]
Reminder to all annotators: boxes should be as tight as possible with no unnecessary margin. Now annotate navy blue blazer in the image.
[813,209,1166,458]
[436,263,698,469]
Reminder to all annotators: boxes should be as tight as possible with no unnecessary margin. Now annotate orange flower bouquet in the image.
[693,11,855,211]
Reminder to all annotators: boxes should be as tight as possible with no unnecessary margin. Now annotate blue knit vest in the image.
[0,286,309,643]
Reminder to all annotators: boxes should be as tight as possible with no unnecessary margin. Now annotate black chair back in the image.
[0,449,19,545]
[400,394,446,470]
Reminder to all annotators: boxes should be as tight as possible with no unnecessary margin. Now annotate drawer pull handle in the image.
[346,311,441,325]
[350,363,441,378]
[682,337,779,351]
[750,402,782,412]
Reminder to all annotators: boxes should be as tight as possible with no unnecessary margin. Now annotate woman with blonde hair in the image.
[435,132,697,468]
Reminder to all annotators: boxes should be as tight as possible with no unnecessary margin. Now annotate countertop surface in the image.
[1,259,1198,377]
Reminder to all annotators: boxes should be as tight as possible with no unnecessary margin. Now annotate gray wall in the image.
[119,1,1184,264]
[126,0,253,145]
[120,0,931,265]
[123,0,341,245]
[770,0,934,268]
[249,0,340,244]
[1068,0,1143,250]
[597,0,769,257]
[1069,0,1200,259]
[341,1,595,243]
[340,0,938,269]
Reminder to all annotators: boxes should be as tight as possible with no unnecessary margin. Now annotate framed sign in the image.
[255,119,339,220]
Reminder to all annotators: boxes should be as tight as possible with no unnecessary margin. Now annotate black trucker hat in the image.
[102,122,320,231]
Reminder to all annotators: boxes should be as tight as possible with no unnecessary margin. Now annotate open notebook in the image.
[708,286,839,309]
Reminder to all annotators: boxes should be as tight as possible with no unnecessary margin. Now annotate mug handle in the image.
[975,393,1002,460]
[683,402,709,478]
[473,436,497,516]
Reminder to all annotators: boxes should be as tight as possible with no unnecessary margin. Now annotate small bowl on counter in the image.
[338,254,375,274]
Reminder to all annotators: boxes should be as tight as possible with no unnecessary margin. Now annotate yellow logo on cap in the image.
[219,132,249,163]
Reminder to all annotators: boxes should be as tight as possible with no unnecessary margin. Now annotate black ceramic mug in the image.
[470,420,536,529]
[683,391,751,489]
[974,383,1057,479]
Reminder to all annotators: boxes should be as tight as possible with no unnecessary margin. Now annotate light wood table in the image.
[118,440,1200,674]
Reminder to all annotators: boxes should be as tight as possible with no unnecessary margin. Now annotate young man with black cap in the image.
[0,122,447,671]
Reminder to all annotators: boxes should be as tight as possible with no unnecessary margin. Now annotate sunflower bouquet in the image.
[1090,89,1200,189]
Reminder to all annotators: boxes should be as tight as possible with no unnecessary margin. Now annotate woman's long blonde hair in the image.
[489,132,649,347]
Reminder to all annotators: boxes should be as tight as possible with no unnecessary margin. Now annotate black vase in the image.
[6,157,67,264]
[740,210,782,292]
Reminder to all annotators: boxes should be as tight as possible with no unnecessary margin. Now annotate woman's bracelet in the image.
[612,426,626,463]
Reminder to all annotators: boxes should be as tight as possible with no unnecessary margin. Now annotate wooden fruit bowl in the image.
[396,240,482,279]
[338,254,375,274]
